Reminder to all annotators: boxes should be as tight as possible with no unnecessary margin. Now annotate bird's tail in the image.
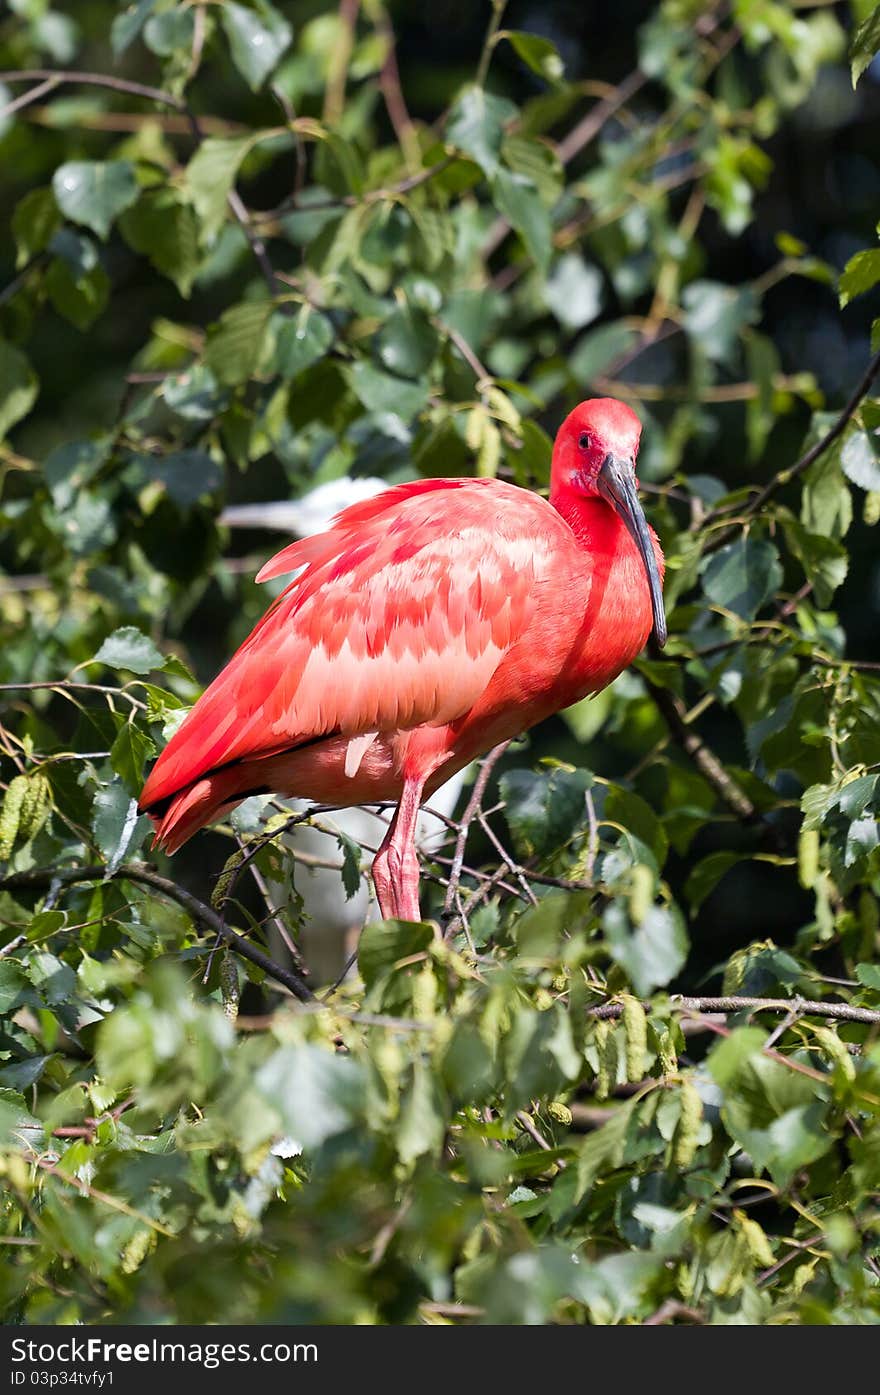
[142,767,247,855]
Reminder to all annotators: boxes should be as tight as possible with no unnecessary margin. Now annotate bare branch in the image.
[443,741,511,917]
[643,677,758,825]
[591,994,880,1027]
[0,68,188,113]
[557,68,648,165]
[0,863,314,1002]
[704,343,880,550]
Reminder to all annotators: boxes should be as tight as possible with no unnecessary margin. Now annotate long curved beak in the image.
[596,453,667,648]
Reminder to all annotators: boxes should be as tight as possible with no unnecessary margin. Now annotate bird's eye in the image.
[578,432,591,450]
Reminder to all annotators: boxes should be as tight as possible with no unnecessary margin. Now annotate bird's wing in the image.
[140,479,561,810]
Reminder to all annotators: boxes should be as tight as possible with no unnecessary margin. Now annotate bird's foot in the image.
[372,843,422,923]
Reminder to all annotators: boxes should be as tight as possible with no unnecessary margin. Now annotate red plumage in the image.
[139,398,665,920]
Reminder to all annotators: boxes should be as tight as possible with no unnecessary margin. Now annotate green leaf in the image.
[0,962,28,1013]
[841,429,880,491]
[205,301,273,386]
[543,253,604,330]
[782,520,849,606]
[45,235,110,330]
[144,6,195,55]
[501,135,563,204]
[681,280,759,366]
[44,436,111,508]
[685,851,743,913]
[220,1,293,90]
[163,365,229,421]
[111,0,159,55]
[514,890,592,959]
[801,427,853,539]
[839,247,880,306]
[119,190,201,298]
[52,161,139,240]
[0,1089,44,1149]
[255,1044,363,1149]
[575,1094,641,1200]
[143,450,224,507]
[376,305,438,380]
[348,361,429,419]
[110,723,155,795]
[569,323,638,382]
[397,1058,445,1163]
[92,627,165,674]
[358,919,434,991]
[274,308,335,379]
[335,831,362,901]
[745,331,780,459]
[701,537,783,618]
[845,814,879,867]
[91,784,145,871]
[850,4,880,84]
[0,340,38,440]
[603,902,689,997]
[12,187,61,268]
[707,1026,767,1089]
[511,417,553,487]
[184,136,257,245]
[856,962,880,990]
[491,169,552,272]
[446,86,518,176]
[604,787,668,868]
[501,30,564,82]
[501,766,592,859]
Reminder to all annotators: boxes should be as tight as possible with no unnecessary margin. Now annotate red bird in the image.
[139,398,665,921]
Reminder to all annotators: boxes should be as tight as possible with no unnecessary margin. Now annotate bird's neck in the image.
[549,486,662,694]
[549,486,618,553]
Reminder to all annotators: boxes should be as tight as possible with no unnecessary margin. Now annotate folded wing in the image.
[139,478,557,814]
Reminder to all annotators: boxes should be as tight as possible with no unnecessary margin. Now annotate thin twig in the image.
[557,68,648,165]
[376,4,419,168]
[475,0,509,89]
[643,677,758,825]
[643,1300,705,1325]
[0,73,61,118]
[0,68,188,112]
[0,863,313,1001]
[704,344,880,551]
[323,0,361,126]
[590,995,880,1027]
[443,742,511,916]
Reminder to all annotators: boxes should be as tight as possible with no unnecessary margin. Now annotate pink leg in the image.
[372,776,425,921]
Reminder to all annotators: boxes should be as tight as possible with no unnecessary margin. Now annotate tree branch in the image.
[591,994,880,1026]
[0,68,188,114]
[642,677,758,824]
[556,68,648,165]
[443,741,511,917]
[704,343,880,551]
[376,4,420,169]
[0,863,314,1002]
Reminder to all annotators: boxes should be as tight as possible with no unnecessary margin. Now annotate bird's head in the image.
[551,397,666,648]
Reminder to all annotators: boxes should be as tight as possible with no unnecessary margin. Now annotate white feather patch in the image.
[344,731,378,778]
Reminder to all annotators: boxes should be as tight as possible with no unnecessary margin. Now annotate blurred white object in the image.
[220,476,387,535]
[223,475,469,981]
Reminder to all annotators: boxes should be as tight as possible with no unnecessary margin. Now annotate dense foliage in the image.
[2,0,880,1326]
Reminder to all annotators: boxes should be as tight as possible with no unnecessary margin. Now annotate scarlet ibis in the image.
[139,397,666,922]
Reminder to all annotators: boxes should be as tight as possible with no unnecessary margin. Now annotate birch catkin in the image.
[621,994,648,1082]
[672,1079,703,1168]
